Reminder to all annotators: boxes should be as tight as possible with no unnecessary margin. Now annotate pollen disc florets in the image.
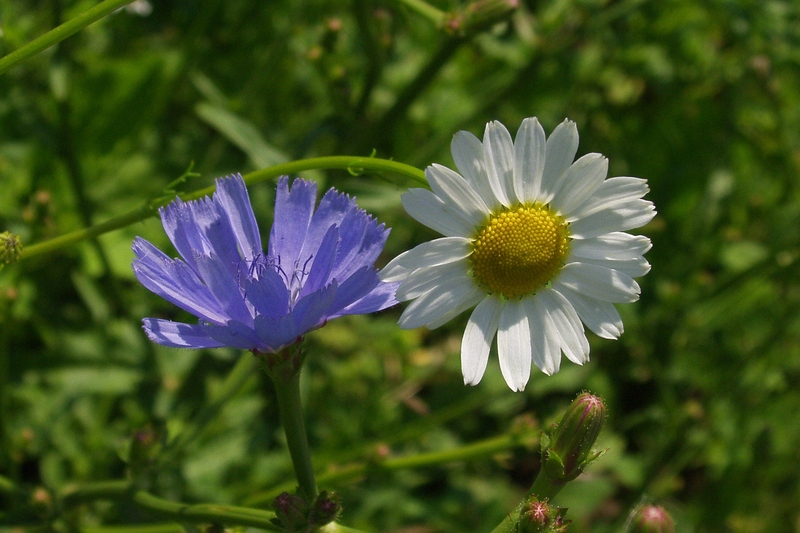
[471,204,570,298]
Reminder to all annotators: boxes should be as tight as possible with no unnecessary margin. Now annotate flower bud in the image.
[443,0,519,36]
[517,496,570,533]
[630,505,675,533]
[309,490,341,526]
[543,393,605,483]
[0,232,22,265]
[273,491,310,532]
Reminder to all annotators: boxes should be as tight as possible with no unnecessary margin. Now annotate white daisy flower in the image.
[381,117,655,391]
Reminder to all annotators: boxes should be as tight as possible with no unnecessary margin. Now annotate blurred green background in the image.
[2,0,800,531]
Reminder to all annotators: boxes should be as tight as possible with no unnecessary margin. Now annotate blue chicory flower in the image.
[133,174,398,353]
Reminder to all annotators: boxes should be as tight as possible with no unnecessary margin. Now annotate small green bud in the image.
[443,0,519,36]
[273,491,310,532]
[272,490,342,532]
[516,496,570,533]
[309,490,341,527]
[543,393,606,483]
[0,232,22,264]
[128,422,166,475]
[630,505,675,533]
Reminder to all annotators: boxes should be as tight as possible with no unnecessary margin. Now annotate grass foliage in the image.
[2,0,800,531]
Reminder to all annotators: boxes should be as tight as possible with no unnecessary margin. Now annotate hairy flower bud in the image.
[0,232,22,265]
[630,505,675,533]
[543,393,606,483]
[516,496,570,533]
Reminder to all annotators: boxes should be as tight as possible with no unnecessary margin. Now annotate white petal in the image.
[461,296,503,386]
[570,199,656,238]
[570,233,652,260]
[497,299,532,391]
[426,164,490,225]
[540,119,579,203]
[482,121,516,207]
[398,276,484,330]
[568,177,650,221]
[536,297,564,374]
[514,117,546,203]
[551,153,608,217]
[401,188,475,237]
[380,237,471,282]
[525,297,560,375]
[555,286,624,339]
[538,289,589,365]
[397,261,469,300]
[451,131,499,210]
[575,257,651,278]
[425,288,487,330]
[555,262,640,303]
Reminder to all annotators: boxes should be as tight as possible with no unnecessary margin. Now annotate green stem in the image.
[394,0,446,25]
[488,463,569,533]
[0,0,135,75]
[131,491,280,530]
[82,525,186,533]
[271,369,318,500]
[245,428,538,506]
[18,156,426,261]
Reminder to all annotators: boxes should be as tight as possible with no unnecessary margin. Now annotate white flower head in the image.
[382,117,655,391]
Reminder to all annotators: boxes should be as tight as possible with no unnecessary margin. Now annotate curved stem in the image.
[19,156,426,261]
[271,369,318,500]
[0,0,135,75]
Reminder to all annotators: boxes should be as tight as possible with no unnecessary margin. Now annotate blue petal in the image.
[325,266,379,317]
[142,318,225,348]
[244,267,290,319]
[199,320,261,350]
[159,198,205,275]
[298,187,354,267]
[133,238,229,324]
[268,177,316,270]
[194,254,254,326]
[298,225,339,300]
[213,175,263,262]
[329,209,368,278]
[188,196,243,275]
[253,314,304,352]
[334,215,390,280]
[333,280,399,317]
[291,281,338,334]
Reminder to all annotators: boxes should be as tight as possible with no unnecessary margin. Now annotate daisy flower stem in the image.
[19,156,425,262]
[270,364,318,500]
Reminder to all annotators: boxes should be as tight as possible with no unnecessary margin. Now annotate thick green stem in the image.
[19,156,426,261]
[0,0,135,75]
[271,369,318,500]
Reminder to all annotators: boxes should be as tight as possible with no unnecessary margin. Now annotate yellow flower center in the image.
[470,204,570,299]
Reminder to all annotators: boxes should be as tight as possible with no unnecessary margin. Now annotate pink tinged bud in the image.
[544,393,606,482]
[631,505,676,533]
[517,496,571,533]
